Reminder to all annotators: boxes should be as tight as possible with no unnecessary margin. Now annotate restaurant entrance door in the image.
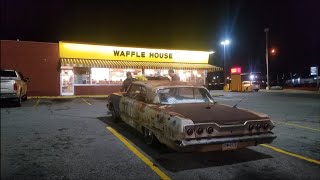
[60,69,74,95]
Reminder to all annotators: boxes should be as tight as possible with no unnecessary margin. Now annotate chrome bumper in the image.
[179,133,276,147]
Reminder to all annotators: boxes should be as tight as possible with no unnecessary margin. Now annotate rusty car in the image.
[107,80,276,152]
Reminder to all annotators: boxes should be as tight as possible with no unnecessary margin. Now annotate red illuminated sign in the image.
[231,67,242,74]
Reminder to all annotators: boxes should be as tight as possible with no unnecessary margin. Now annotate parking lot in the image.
[1,91,320,180]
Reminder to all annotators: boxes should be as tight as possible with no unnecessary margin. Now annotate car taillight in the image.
[207,127,214,134]
[13,83,17,91]
[256,123,261,130]
[186,128,193,136]
[197,127,204,135]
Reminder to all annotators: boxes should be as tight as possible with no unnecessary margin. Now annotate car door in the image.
[120,85,143,125]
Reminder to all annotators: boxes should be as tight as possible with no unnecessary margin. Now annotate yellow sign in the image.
[59,42,212,63]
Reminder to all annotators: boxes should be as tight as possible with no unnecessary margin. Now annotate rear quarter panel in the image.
[108,93,123,112]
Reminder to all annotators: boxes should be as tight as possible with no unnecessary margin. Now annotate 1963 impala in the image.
[107,80,276,152]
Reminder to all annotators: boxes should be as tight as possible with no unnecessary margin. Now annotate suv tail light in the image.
[13,83,17,91]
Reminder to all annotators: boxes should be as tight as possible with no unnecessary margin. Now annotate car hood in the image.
[159,103,267,125]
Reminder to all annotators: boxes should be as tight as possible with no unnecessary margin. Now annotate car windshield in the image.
[158,87,214,104]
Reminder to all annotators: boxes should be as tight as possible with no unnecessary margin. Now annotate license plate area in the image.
[222,142,238,151]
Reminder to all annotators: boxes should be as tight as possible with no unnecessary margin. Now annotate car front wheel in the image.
[143,128,159,146]
[110,107,119,123]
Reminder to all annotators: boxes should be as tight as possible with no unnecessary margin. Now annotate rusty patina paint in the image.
[157,103,266,125]
[110,80,276,152]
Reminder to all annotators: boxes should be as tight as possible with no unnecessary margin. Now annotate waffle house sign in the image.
[59,42,212,63]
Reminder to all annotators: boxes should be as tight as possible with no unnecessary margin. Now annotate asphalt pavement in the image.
[1,91,320,180]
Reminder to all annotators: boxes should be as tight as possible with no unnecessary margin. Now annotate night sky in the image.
[1,0,319,78]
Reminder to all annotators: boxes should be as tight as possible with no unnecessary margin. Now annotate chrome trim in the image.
[180,133,276,147]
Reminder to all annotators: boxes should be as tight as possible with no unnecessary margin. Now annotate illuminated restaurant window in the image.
[109,69,126,84]
[74,67,91,84]
[144,69,168,77]
[74,68,205,85]
[144,69,205,83]
[91,68,109,84]
[74,68,142,85]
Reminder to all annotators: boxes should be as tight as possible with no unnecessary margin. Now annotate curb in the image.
[211,94,224,97]
[259,89,319,94]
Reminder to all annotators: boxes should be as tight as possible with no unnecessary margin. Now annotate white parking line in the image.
[33,99,40,108]
[81,98,92,105]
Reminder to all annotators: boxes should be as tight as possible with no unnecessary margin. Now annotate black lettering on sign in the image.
[114,50,120,56]
[114,50,172,59]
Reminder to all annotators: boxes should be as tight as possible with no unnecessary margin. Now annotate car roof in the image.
[132,80,204,89]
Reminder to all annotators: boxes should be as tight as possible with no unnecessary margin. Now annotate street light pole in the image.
[264,28,270,90]
[221,40,230,91]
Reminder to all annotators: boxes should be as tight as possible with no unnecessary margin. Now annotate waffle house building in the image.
[1,40,221,96]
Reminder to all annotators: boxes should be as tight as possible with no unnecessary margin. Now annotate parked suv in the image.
[1,70,29,106]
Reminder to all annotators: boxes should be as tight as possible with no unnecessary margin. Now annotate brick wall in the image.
[1,40,60,96]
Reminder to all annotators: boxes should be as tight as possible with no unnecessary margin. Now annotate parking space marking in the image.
[274,121,320,132]
[81,98,92,105]
[261,144,320,165]
[34,99,41,108]
[106,127,171,180]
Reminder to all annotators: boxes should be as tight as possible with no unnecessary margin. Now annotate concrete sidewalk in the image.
[259,89,320,94]
[210,89,320,96]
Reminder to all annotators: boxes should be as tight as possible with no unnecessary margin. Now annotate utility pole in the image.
[264,28,269,90]
[317,67,319,92]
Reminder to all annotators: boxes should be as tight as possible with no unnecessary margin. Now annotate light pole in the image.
[264,28,270,90]
[221,39,230,91]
